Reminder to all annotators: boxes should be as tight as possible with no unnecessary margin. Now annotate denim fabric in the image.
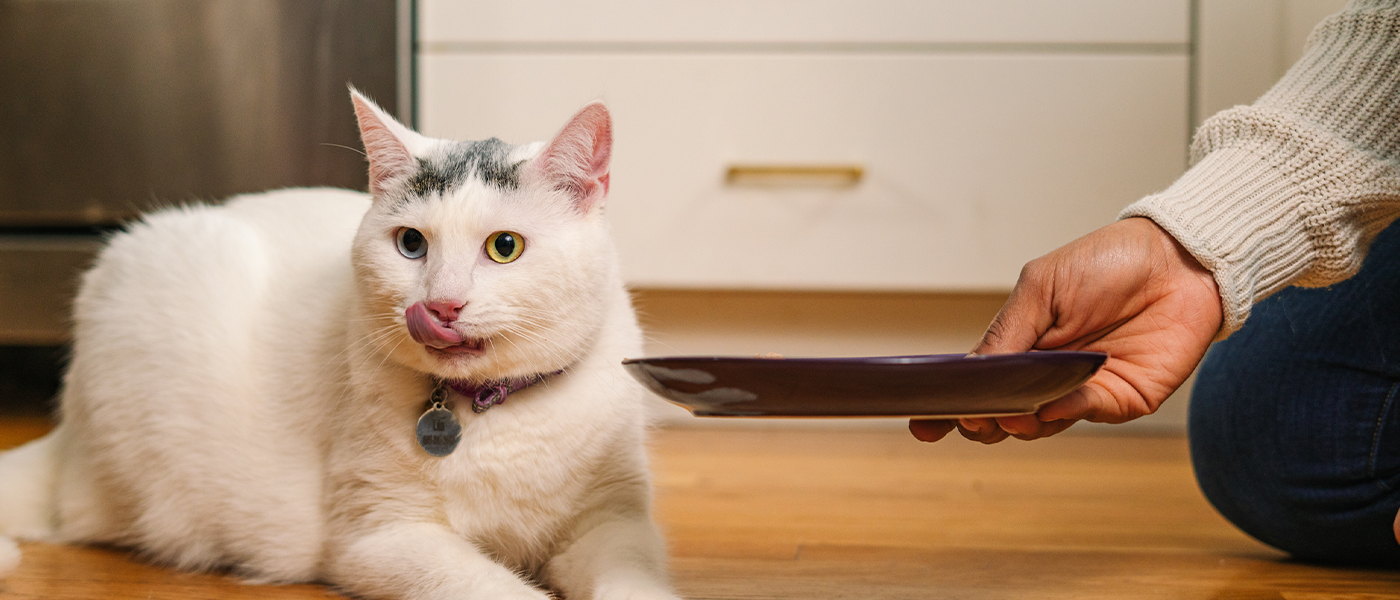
[1192,221,1400,567]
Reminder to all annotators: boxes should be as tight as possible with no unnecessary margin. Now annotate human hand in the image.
[909,217,1223,443]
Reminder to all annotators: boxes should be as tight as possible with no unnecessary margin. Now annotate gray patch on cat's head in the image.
[399,137,526,201]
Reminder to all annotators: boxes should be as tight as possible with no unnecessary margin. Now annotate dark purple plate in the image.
[622,352,1107,418]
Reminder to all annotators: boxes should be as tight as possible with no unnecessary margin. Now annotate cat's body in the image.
[0,96,677,600]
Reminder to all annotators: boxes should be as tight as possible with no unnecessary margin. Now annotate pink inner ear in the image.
[352,94,415,194]
[536,103,613,212]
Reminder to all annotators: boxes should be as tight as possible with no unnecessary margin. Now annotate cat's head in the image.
[348,90,619,384]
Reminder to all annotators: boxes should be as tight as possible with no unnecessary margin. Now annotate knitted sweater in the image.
[1120,0,1400,338]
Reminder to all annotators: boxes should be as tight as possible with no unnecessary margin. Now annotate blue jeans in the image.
[1191,220,1400,567]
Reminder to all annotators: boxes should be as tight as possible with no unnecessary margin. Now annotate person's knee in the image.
[1190,361,1400,566]
[1192,452,1400,565]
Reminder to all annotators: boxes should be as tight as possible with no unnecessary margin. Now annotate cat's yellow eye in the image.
[485,231,524,263]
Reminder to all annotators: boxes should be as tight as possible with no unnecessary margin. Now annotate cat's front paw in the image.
[601,592,682,600]
[0,536,20,577]
[490,587,554,600]
[589,579,682,600]
[434,572,556,600]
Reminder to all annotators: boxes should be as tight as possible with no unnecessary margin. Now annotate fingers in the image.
[1036,386,1099,423]
[992,414,1045,438]
[997,415,1077,440]
[957,418,1011,444]
[970,264,1053,356]
[1038,369,1159,424]
[1393,508,1399,545]
[908,419,957,443]
[949,218,1220,445]
[954,414,1077,443]
[911,417,1069,444]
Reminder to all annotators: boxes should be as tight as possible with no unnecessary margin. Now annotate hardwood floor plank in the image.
[650,429,1269,556]
[672,548,1400,600]
[1,542,345,600]
[2,419,1395,598]
[0,417,50,450]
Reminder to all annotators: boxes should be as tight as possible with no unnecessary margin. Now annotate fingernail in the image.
[998,419,1029,437]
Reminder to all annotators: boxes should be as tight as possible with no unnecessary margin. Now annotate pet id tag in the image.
[416,386,462,457]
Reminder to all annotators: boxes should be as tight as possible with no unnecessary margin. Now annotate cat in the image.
[0,91,681,600]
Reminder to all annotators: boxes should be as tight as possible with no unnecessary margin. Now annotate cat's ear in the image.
[530,102,612,213]
[350,88,422,196]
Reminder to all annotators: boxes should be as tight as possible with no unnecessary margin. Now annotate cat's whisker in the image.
[363,329,409,357]
[497,323,559,352]
[367,336,408,381]
[351,324,406,353]
[491,332,532,361]
[326,324,408,377]
[356,322,404,343]
[310,321,405,379]
[497,323,580,368]
[493,328,546,360]
[345,314,402,324]
[493,323,545,350]
[511,326,577,360]
[319,142,369,157]
[511,309,572,326]
[638,335,681,355]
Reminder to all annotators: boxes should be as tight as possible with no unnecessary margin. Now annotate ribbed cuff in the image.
[1122,107,1400,339]
[1121,1,1400,339]
[1121,147,1311,339]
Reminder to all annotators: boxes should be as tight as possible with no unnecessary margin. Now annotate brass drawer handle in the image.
[725,164,864,187]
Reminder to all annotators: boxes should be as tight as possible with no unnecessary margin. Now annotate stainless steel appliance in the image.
[0,0,406,344]
[0,0,405,411]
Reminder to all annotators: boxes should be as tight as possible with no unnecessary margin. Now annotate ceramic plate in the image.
[622,352,1107,418]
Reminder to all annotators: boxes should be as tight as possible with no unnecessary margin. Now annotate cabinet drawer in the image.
[420,54,1187,291]
[420,0,1189,45]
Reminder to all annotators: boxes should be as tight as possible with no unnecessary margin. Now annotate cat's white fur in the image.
[0,94,679,600]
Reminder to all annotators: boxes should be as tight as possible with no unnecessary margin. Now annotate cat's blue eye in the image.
[486,231,524,264]
[396,228,427,259]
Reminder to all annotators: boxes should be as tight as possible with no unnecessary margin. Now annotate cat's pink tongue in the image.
[406,301,466,348]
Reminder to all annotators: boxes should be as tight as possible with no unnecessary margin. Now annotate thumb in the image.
[970,282,1050,356]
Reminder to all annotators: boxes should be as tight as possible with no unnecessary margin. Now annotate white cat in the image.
[0,92,680,600]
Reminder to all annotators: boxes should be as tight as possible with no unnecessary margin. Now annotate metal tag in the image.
[416,401,462,457]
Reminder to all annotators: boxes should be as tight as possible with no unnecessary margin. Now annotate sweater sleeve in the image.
[1119,0,1400,338]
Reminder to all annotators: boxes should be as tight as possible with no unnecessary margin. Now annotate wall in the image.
[1196,0,1350,126]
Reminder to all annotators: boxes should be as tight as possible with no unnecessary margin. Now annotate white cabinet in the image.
[419,0,1189,45]
[1195,0,1350,127]
[417,1,1191,291]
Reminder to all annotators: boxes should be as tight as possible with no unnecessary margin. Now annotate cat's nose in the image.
[423,299,466,323]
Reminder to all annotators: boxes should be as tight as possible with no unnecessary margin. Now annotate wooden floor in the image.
[2,417,1398,599]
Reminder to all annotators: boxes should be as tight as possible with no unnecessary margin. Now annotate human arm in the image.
[909,217,1221,443]
[1125,0,1400,338]
[912,0,1400,444]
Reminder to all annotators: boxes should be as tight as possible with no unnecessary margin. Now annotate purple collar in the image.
[441,370,563,414]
